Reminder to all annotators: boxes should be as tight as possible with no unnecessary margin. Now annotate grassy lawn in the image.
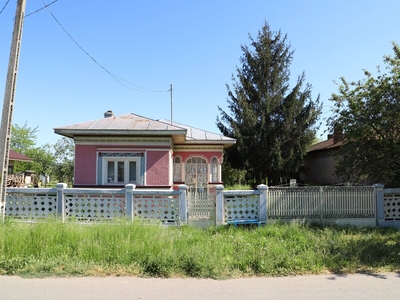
[0,219,399,278]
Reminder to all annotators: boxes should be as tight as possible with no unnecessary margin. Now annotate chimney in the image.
[104,110,114,118]
[333,125,343,144]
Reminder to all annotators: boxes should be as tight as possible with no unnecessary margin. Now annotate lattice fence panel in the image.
[268,187,320,219]
[383,193,400,221]
[65,193,125,221]
[133,195,179,222]
[224,194,258,221]
[5,193,57,218]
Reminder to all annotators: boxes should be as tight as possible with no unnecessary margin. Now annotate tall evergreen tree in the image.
[217,22,321,186]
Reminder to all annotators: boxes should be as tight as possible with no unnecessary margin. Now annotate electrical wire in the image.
[40,0,167,93]
[25,0,58,17]
[0,0,10,15]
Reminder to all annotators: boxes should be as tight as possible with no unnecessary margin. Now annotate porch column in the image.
[125,184,136,221]
[257,184,267,224]
[56,183,67,222]
[215,185,224,225]
[178,184,188,224]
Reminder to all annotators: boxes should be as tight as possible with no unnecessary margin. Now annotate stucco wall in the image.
[146,150,170,186]
[74,145,97,185]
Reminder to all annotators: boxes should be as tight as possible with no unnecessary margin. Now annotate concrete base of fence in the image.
[266,218,376,227]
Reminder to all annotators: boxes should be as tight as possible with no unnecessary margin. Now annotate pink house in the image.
[54,111,235,189]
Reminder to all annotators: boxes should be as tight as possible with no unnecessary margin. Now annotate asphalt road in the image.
[0,273,399,300]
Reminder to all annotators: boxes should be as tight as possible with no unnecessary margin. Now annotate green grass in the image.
[1,219,399,278]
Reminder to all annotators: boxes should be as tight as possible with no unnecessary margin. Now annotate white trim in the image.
[173,145,224,151]
[102,156,141,185]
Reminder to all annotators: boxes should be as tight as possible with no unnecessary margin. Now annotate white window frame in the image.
[210,157,219,183]
[102,157,140,185]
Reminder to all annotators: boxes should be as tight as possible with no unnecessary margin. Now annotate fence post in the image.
[257,184,268,224]
[56,183,67,222]
[215,185,224,225]
[125,184,136,221]
[374,183,385,227]
[178,184,188,224]
[319,186,324,223]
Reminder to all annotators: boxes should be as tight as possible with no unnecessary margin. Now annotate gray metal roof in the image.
[54,113,235,147]
[158,119,235,143]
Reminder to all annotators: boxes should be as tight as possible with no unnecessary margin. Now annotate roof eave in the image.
[54,129,187,137]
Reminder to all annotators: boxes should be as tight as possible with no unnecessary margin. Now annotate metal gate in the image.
[187,186,216,228]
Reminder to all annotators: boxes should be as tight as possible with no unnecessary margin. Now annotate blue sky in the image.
[1,0,399,146]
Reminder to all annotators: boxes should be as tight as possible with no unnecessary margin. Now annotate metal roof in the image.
[54,113,236,147]
[9,150,32,162]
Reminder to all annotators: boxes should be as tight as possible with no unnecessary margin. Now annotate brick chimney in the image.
[104,110,114,118]
[333,125,343,144]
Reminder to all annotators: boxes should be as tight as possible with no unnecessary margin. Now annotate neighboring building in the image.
[9,149,32,174]
[54,111,236,189]
[299,130,343,185]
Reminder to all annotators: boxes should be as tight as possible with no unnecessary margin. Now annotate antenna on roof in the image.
[170,83,173,125]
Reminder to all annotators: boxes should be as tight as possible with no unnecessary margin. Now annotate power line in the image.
[40,0,167,93]
[25,0,58,17]
[0,0,10,14]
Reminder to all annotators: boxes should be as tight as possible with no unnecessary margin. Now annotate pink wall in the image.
[146,150,170,186]
[74,144,223,187]
[74,145,97,185]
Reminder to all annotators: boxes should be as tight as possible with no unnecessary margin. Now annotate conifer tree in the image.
[217,22,321,186]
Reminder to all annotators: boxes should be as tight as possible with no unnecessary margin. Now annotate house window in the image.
[98,152,144,185]
[104,158,139,184]
[173,156,182,182]
[211,157,218,182]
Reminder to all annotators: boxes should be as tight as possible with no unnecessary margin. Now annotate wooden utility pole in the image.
[0,0,27,219]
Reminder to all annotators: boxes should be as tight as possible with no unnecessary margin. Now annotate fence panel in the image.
[223,190,259,221]
[383,189,400,221]
[133,193,179,223]
[268,187,320,220]
[323,186,375,218]
[5,188,57,219]
[64,189,126,221]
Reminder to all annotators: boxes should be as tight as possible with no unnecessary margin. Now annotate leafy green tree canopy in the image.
[328,42,400,186]
[217,22,321,186]
[52,137,74,185]
[10,122,38,154]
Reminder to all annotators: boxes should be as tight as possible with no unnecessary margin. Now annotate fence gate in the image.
[187,185,216,228]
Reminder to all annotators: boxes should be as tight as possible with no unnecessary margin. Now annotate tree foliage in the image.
[10,122,38,153]
[217,22,321,186]
[11,123,74,185]
[52,137,74,184]
[328,42,400,187]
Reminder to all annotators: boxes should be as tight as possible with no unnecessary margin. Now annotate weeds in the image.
[0,219,399,278]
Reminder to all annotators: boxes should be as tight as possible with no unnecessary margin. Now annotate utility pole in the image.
[0,0,27,219]
[170,83,173,125]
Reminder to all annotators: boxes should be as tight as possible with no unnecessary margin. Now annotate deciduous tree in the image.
[52,137,74,185]
[328,42,400,186]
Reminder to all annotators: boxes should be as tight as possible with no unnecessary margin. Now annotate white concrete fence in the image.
[2,183,399,228]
